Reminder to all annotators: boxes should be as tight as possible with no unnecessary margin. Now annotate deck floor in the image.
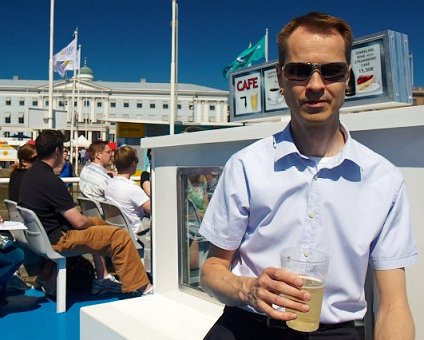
[0,288,120,340]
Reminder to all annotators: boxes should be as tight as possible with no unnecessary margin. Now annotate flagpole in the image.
[48,0,55,129]
[70,30,78,171]
[169,0,178,135]
[265,28,269,62]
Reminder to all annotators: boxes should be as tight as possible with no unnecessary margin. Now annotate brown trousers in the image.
[53,225,150,292]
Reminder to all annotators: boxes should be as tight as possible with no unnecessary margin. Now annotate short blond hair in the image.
[114,146,137,172]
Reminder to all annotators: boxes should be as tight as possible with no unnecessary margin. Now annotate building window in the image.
[137,102,142,108]
[209,105,216,111]
[163,103,169,109]
[5,116,11,124]
[5,98,11,106]
[74,101,78,107]
[189,103,194,110]
[150,103,156,109]
[19,116,24,124]
[97,102,102,107]
[124,102,129,108]
[84,100,90,107]
[177,104,182,110]
[111,101,116,108]
[45,100,49,107]
[19,99,25,106]
[59,101,64,107]
[32,99,38,106]
[4,131,10,138]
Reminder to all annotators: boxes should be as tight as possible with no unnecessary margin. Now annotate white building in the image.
[0,64,230,143]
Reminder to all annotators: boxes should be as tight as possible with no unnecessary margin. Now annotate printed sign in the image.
[264,68,287,111]
[229,30,412,122]
[234,72,262,115]
[346,42,384,98]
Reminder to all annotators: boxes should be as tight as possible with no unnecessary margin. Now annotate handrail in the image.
[0,176,140,184]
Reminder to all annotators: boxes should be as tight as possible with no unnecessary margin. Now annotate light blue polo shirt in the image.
[199,123,418,323]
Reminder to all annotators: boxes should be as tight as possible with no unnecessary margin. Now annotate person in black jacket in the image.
[8,143,37,202]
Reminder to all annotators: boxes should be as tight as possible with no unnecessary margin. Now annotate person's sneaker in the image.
[91,275,122,295]
[128,283,154,298]
[6,273,29,293]
[34,276,57,299]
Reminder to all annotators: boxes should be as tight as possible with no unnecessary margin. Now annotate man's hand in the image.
[201,245,311,321]
[247,267,311,321]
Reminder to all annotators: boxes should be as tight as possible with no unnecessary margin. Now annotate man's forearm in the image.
[200,257,256,306]
[375,307,415,340]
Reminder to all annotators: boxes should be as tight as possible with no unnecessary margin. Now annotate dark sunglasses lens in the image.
[320,63,348,81]
[284,63,312,81]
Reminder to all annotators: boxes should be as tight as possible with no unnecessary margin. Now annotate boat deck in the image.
[0,287,120,340]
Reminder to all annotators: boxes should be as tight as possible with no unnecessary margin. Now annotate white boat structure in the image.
[81,104,424,339]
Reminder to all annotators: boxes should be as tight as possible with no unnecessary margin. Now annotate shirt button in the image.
[308,211,315,219]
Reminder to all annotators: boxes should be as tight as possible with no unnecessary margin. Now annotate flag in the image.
[54,37,77,62]
[53,37,79,77]
[54,46,80,77]
[223,34,266,79]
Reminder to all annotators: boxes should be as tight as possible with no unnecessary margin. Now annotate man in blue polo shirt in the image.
[199,12,417,340]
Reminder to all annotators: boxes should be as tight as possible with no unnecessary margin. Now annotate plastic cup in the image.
[280,248,329,332]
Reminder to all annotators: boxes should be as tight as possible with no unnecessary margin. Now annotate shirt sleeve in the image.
[199,155,250,250]
[369,179,418,269]
[130,184,149,208]
[46,176,76,213]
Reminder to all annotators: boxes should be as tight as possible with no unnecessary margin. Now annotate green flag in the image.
[223,35,266,79]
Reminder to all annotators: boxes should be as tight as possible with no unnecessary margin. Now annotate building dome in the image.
[78,58,94,81]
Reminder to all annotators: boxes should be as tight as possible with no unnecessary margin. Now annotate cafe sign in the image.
[229,30,412,122]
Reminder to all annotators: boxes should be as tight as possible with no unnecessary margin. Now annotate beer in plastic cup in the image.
[280,248,329,332]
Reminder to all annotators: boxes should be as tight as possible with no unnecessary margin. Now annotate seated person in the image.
[19,130,152,296]
[58,149,75,191]
[8,143,37,202]
[0,216,25,307]
[105,146,151,234]
[140,148,151,198]
[79,141,114,201]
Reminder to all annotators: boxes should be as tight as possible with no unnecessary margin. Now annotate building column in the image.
[202,100,209,123]
[195,100,202,123]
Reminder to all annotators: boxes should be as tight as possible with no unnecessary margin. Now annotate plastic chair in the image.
[4,199,28,246]
[16,205,79,313]
[77,196,104,218]
[99,200,143,251]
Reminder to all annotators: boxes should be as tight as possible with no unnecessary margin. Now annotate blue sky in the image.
[1,0,424,90]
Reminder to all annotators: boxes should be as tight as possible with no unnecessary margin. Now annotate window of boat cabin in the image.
[177,167,222,296]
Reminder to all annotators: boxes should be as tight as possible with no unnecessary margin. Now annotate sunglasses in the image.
[283,62,348,82]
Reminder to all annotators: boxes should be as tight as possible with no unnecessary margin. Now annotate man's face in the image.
[63,151,69,161]
[277,27,349,130]
[96,145,112,168]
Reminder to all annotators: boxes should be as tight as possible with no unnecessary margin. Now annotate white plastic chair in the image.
[4,199,28,246]
[16,205,79,313]
[77,196,104,219]
[99,200,150,271]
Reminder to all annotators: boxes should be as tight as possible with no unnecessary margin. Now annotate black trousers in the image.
[204,306,365,340]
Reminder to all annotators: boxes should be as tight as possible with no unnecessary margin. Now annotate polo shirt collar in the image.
[273,122,364,170]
